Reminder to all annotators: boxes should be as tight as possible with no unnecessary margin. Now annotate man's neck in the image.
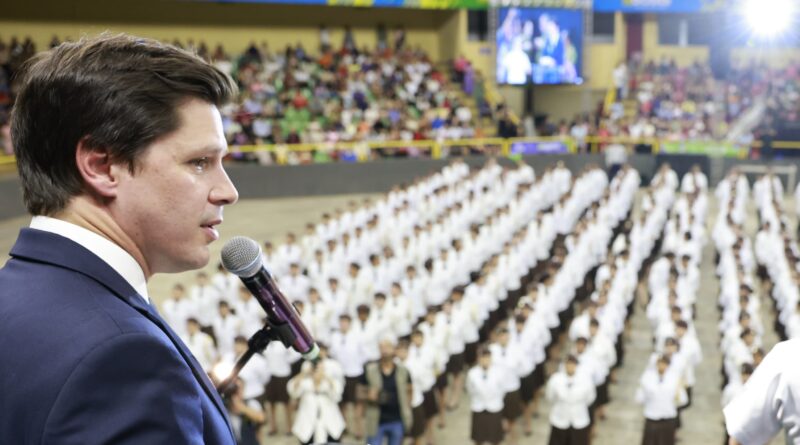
[55,196,151,277]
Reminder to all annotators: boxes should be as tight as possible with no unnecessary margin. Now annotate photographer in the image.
[226,378,266,445]
[288,360,346,444]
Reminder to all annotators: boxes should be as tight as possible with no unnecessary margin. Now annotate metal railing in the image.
[2,137,800,167]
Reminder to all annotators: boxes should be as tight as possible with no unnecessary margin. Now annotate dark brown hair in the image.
[11,33,237,215]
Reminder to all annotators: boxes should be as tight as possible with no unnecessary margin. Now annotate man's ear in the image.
[74,138,119,199]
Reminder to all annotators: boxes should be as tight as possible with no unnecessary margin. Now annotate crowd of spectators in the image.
[0,36,42,156]
[543,59,800,155]
[0,32,487,162]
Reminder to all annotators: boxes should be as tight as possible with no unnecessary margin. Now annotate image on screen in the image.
[496,7,584,86]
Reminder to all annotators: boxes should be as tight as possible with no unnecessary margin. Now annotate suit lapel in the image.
[10,228,235,438]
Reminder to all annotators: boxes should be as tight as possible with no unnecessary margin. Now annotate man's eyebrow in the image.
[191,145,228,156]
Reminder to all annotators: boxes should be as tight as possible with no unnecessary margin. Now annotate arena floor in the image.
[0,191,786,445]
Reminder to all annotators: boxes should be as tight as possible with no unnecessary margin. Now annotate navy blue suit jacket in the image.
[0,228,236,444]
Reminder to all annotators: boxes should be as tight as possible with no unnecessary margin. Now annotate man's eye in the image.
[191,158,210,171]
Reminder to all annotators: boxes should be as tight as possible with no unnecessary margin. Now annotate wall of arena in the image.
[1,0,454,61]
[3,153,797,222]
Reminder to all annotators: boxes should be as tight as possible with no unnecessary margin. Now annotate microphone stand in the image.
[215,322,296,399]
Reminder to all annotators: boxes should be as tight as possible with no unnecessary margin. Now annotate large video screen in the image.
[496,8,584,85]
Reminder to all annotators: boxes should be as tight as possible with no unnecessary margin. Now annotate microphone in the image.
[221,236,319,360]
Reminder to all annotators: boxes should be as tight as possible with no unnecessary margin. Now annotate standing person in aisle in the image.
[360,339,413,445]
[545,355,595,445]
[466,348,506,445]
[636,355,687,445]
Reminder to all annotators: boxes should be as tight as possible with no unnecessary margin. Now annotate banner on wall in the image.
[661,141,747,158]
[592,0,724,12]
[511,141,569,155]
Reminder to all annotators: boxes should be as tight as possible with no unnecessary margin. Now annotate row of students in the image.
[714,170,767,393]
[752,172,800,342]
[715,169,770,445]
[557,164,677,445]
[636,166,706,445]
[463,166,644,445]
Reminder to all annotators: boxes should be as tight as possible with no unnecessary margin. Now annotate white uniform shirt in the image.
[466,365,506,413]
[635,368,686,421]
[546,371,596,429]
[724,339,800,444]
[181,331,217,371]
[329,329,367,378]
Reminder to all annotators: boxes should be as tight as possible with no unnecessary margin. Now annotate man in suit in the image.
[0,33,239,444]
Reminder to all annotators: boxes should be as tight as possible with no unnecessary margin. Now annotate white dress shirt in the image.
[30,216,150,303]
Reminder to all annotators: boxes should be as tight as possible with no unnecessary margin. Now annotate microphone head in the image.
[221,236,263,278]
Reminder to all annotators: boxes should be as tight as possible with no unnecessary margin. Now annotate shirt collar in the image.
[30,216,150,304]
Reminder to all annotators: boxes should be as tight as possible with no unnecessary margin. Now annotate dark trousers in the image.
[548,425,590,445]
[642,418,677,445]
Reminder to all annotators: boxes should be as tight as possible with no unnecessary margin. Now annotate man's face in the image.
[379,341,395,359]
[111,99,238,274]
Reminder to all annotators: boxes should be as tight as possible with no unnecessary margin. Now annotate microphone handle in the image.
[240,268,317,357]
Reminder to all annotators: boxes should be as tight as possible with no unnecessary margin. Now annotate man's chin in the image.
[160,250,210,274]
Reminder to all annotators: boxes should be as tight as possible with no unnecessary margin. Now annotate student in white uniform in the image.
[181,317,217,372]
[724,339,800,445]
[322,277,348,320]
[263,341,299,436]
[212,262,240,302]
[636,355,686,445]
[189,271,223,327]
[161,283,195,337]
[279,263,311,304]
[304,287,334,339]
[409,329,440,445]
[222,336,271,404]
[212,300,243,358]
[466,348,506,445]
[490,328,525,445]
[329,314,367,440]
[234,284,264,337]
[545,355,596,445]
[277,232,303,270]
[395,339,429,445]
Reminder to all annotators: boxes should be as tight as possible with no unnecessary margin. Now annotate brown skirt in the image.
[446,352,465,376]
[410,404,427,438]
[423,389,438,418]
[471,410,505,444]
[548,425,590,445]
[264,375,290,404]
[520,371,537,402]
[533,364,547,390]
[342,375,362,404]
[465,341,479,366]
[502,389,524,420]
[641,418,677,445]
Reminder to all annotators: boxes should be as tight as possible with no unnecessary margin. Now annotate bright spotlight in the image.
[211,361,234,382]
[742,0,794,39]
